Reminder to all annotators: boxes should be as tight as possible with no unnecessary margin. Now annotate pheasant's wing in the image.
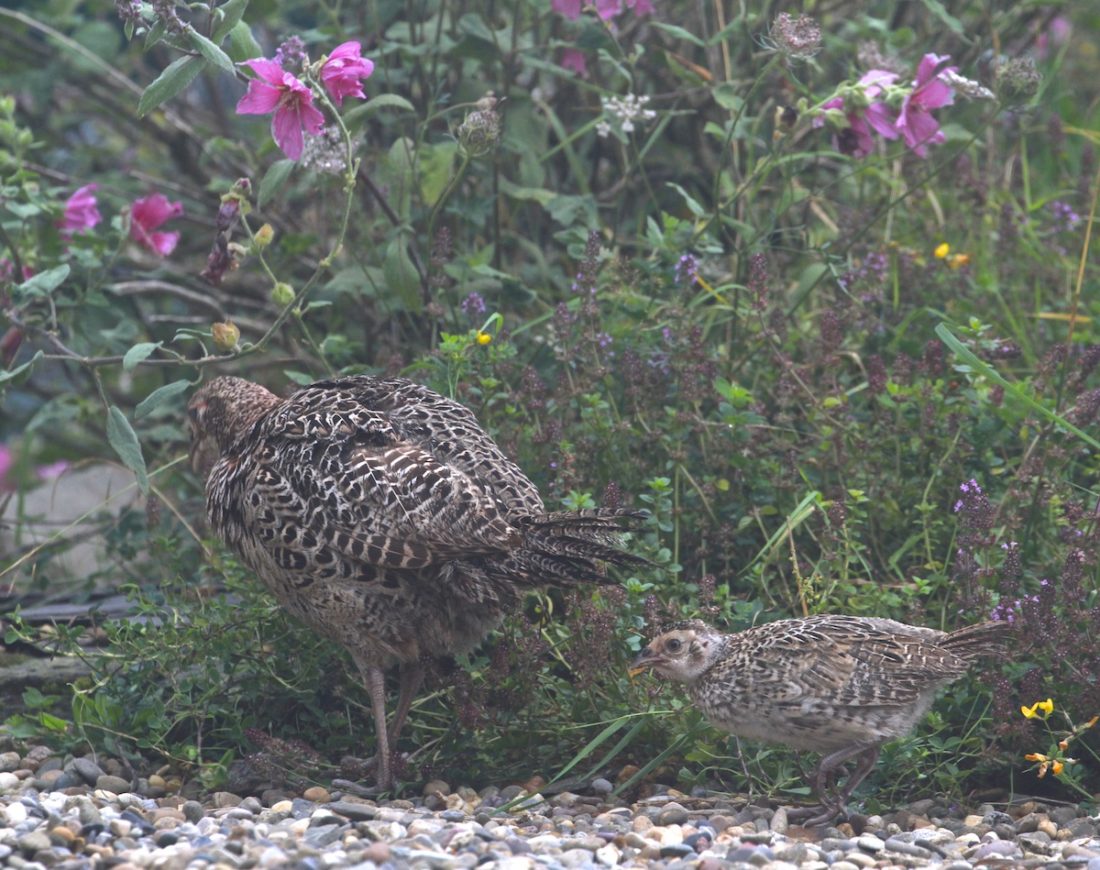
[318,376,546,516]
[723,615,968,709]
[239,379,529,571]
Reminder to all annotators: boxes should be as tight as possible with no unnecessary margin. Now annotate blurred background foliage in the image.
[0,0,1098,805]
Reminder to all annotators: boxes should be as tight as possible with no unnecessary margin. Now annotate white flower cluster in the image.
[596,93,656,138]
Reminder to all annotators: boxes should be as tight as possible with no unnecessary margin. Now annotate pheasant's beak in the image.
[628,645,660,678]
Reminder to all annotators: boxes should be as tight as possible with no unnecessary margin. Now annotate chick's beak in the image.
[628,645,659,678]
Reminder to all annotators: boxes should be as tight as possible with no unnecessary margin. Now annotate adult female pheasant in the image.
[631,615,1010,824]
[188,374,645,789]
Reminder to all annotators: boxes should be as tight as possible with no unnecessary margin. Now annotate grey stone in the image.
[591,778,613,794]
[94,774,131,794]
[0,752,22,773]
[182,800,205,823]
[328,800,376,821]
[17,830,51,854]
[66,757,105,785]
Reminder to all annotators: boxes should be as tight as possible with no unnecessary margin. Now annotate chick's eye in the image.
[665,638,682,653]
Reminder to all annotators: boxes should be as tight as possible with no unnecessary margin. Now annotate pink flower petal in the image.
[865,103,899,139]
[560,48,588,76]
[148,231,181,257]
[59,183,102,236]
[595,0,621,19]
[327,41,362,62]
[36,460,68,481]
[130,193,184,256]
[272,105,306,159]
[236,79,283,115]
[552,0,582,19]
[243,58,288,85]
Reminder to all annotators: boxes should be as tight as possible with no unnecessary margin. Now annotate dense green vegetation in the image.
[1,0,1097,808]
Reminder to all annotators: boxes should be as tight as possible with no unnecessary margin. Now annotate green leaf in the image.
[135,379,192,419]
[418,141,458,206]
[918,0,965,36]
[138,55,206,117]
[650,22,705,46]
[283,369,315,386]
[343,93,417,128]
[712,82,744,112]
[188,28,235,73]
[935,322,1100,451]
[226,20,263,62]
[212,0,249,44]
[16,265,69,298]
[144,17,166,50]
[666,182,706,218]
[0,350,43,385]
[383,238,423,312]
[122,341,162,372]
[258,159,295,208]
[106,406,150,494]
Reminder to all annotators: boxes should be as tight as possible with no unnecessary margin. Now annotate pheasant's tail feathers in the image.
[943,621,1013,661]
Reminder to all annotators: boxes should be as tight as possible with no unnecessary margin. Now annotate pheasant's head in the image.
[629,620,724,683]
[187,376,280,478]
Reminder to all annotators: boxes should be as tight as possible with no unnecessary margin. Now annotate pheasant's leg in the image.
[803,743,875,826]
[363,665,393,789]
[387,661,424,748]
[835,746,880,807]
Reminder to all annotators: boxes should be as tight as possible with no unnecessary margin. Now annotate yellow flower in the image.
[1085,715,1099,730]
[1021,698,1054,719]
[1024,752,1047,762]
[947,253,970,270]
[1058,739,1069,751]
[476,331,492,345]
[1051,760,1064,776]
[934,242,950,259]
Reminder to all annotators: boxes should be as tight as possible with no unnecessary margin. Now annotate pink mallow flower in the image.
[897,53,956,157]
[320,41,374,107]
[59,183,101,237]
[815,69,899,158]
[236,58,325,160]
[129,193,184,257]
[553,0,652,21]
[560,48,589,76]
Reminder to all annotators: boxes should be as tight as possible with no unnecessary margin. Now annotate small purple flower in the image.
[675,253,699,286]
[815,69,899,158]
[461,291,487,317]
[596,331,612,349]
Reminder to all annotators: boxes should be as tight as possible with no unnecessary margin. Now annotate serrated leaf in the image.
[212,0,249,43]
[0,350,43,385]
[258,159,295,208]
[343,93,416,128]
[122,341,162,372]
[16,265,69,298]
[226,20,263,62]
[138,55,206,117]
[135,379,192,419]
[106,406,149,494]
[188,28,234,73]
[383,238,423,312]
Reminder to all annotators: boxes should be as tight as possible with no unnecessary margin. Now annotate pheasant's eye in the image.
[665,638,682,653]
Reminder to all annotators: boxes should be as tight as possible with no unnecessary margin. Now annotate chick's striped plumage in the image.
[633,615,1009,823]
[190,375,645,787]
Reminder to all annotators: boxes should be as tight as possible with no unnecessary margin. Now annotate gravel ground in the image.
[1,746,1099,869]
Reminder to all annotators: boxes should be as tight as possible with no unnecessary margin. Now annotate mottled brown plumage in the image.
[188,374,645,788]
[631,615,1009,824]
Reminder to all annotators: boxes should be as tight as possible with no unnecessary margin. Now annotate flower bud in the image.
[271,282,295,306]
[254,223,275,250]
[211,320,241,352]
[476,330,492,345]
[457,93,502,158]
[994,56,1041,105]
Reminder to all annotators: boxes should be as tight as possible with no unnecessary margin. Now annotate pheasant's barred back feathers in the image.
[190,375,644,667]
